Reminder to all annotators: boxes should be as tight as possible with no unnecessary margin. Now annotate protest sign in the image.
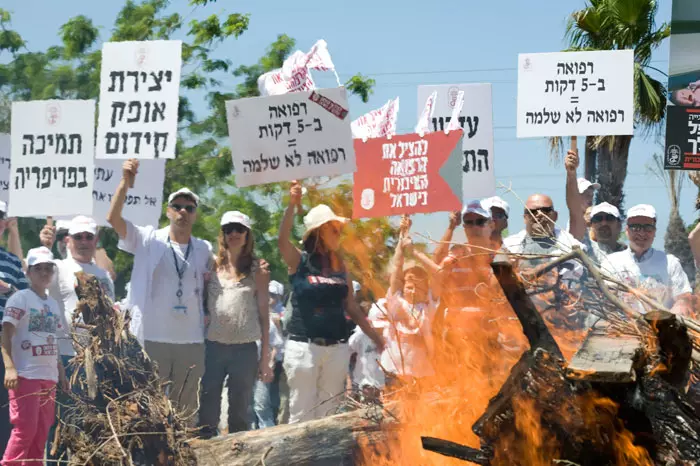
[517,50,634,138]
[92,158,165,227]
[417,84,496,199]
[352,131,463,219]
[226,87,356,187]
[9,100,95,217]
[351,97,399,141]
[664,0,700,169]
[0,134,10,203]
[258,40,338,96]
[96,40,182,159]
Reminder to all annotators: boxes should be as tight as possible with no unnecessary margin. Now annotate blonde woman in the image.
[198,211,271,438]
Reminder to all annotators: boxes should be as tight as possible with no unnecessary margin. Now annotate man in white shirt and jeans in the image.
[604,204,693,316]
[107,159,212,419]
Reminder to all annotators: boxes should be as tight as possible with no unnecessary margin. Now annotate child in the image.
[380,229,437,392]
[1,247,68,466]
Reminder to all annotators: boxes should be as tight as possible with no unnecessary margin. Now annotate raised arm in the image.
[433,211,460,265]
[5,218,25,271]
[277,181,302,274]
[565,149,586,241]
[107,159,139,240]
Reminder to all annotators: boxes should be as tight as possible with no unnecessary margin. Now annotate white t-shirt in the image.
[50,258,115,357]
[147,242,204,344]
[378,294,436,378]
[2,289,61,382]
[349,329,385,389]
[603,248,692,311]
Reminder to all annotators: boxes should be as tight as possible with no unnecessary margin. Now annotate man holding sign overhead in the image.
[107,159,213,420]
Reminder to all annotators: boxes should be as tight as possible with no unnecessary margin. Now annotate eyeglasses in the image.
[463,218,489,227]
[71,233,95,242]
[222,223,248,235]
[628,224,655,233]
[492,211,508,220]
[591,214,618,223]
[526,206,555,215]
[170,203,196,213]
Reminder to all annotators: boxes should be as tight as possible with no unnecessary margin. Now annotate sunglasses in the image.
[222,223,248,235]
[526,206,555,215]
[592,214,618,223]
[492,211,508,220]
[71,233,95,241]
[463,218,489,227]
[628,223,655,233]
[170,203,196,213]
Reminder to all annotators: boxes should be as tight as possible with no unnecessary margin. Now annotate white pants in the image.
[283,339,350,423]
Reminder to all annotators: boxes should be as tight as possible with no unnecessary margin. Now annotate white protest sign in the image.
[517,50,634,138]
[226,87,356,187]
[417,84,496,200]
[9,100,95,217]
[0,134,10,203]
[96,40,182,159]
[92,158,165,227]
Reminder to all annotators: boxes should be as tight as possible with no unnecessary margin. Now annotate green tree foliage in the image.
[665,208,696,284]
[0,0,390,298]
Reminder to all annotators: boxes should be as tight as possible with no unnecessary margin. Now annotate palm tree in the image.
[553,0,669,213]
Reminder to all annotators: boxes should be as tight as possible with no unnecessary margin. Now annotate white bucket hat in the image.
[302,204,348,241]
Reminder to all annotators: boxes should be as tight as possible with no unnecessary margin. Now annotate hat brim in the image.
[221,220,251,230]
[169,193,199,206]
[302,217,348,241]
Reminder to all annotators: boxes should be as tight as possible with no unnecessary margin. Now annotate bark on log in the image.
[190,408,392,466]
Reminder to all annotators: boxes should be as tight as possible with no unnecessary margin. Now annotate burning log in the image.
[56,272,197,465]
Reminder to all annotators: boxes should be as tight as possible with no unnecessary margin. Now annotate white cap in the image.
[168,188,199,206]
[627,204,656,220]
[577,178,601,194]
[268,280,284,296]
[302,204,348,241]
[55,220,72,233]
[68,216,97,236]
[590,202,621,219]
[220,211,251,230]
[461,199,492,219]
[352,281,361,293]
[0,201,6,214]
[27,246,54,267]
[483,196,510,217]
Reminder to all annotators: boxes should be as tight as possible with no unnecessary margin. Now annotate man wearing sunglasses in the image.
[604,204,692,316]
[583,202,627,266]
[503,194,584,268]
[107,159,213,422]
[39,215,115,461]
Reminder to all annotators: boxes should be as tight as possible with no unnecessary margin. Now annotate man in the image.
[107,159,212,418]
[482,196,509,248]
[503,194,584,268]
[584,202,627,266]
[40,215,115,461]
[0,202,28,456]
[604,204,693,315]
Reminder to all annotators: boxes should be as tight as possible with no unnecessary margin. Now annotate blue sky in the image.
[1,0,690,249]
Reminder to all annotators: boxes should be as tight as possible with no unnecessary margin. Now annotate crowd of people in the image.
[0,149,696,463]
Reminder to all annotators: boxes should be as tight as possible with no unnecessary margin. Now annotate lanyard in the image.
[168,237,192,280]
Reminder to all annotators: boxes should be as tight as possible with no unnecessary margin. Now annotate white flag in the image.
[257,40,339,96]
[415,91,437,136]
[351,97,400,141]
[445,90,465,133]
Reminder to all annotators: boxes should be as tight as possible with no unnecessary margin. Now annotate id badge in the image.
[173,305,188,315]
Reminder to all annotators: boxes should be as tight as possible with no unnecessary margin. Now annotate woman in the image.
[198,211,271,438]
[278,181,384,423]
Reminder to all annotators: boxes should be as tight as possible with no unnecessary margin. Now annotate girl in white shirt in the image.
[1,247,68,465]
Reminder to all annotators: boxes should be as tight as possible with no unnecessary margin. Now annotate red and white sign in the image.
[352,131,463,218]
[351,98,399,141]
